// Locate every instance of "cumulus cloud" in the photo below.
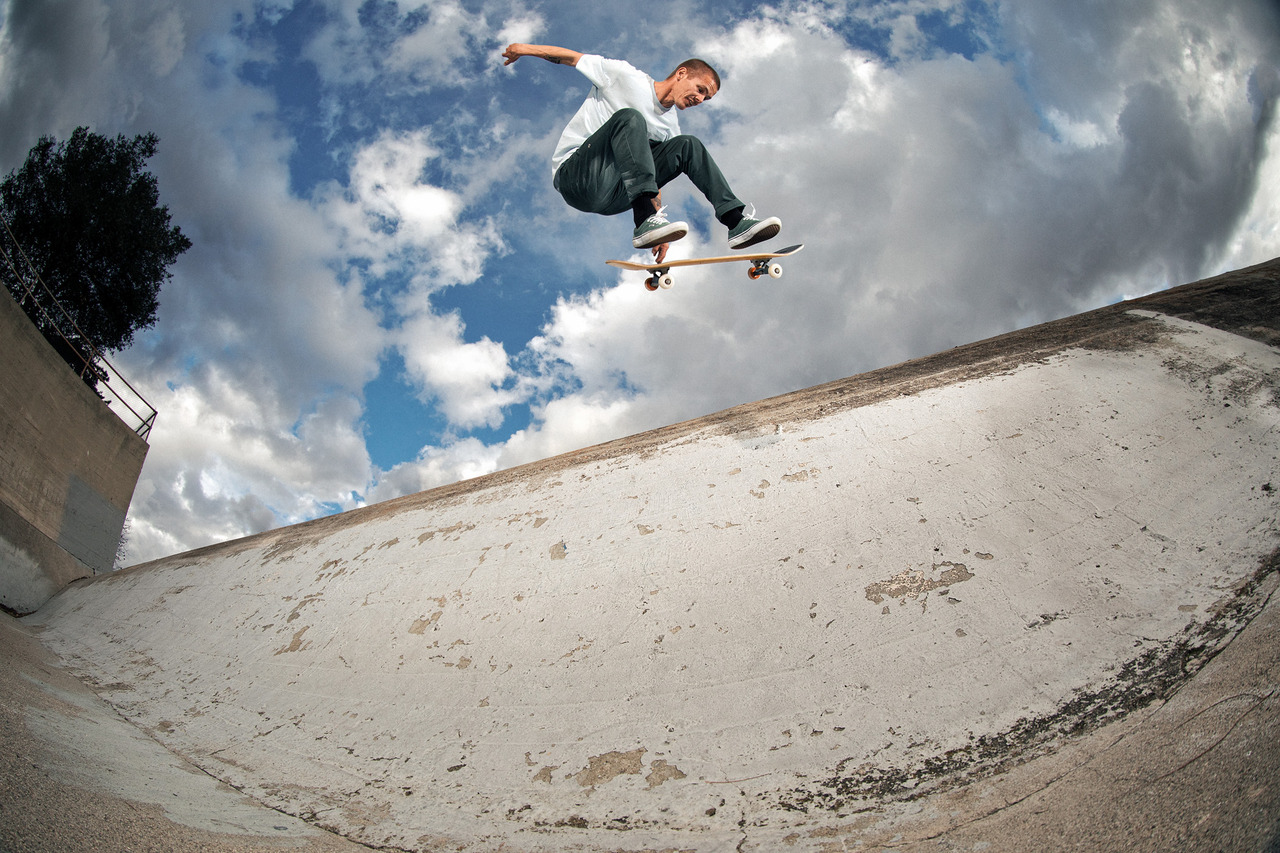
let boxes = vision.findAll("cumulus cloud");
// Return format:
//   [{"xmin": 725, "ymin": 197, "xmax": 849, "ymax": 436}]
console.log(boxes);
[
  {"xmin": 367, "ymin": 437, "xmax": 504, "ymax": 504},
  {"xmin": 495, "ymin": 11, "xmax": 543, "ymax": 48},
  {"xmin": 124, "ymin": 363, "xmax": 373, "ymax": 561},
  {"xmin": 302, "ymin": 0, "xmax": 543, "ymax": 92},
  {"xmin": 396, "ymin": 306, "xmax": 519, "ymax": 429}
]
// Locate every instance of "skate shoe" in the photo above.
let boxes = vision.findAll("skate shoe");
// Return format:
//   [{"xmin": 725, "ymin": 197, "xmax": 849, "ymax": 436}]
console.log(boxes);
[
  {"xmin": 727, "ymin": 204, "xmax": 782, "ymax": 250},
  {"xmin": 633, "ymin": 207, "xmax": 688, "ymax": 249}
]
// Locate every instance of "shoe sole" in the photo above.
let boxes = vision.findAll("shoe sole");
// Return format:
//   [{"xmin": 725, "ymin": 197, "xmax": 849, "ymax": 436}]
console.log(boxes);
[
  {"xmin": 634, "ymin": 223, "xmax": 689, "ymax": 249},
  {"xmin": 729, "ymin": 220, "xmax": 781, "ymax": 250}
]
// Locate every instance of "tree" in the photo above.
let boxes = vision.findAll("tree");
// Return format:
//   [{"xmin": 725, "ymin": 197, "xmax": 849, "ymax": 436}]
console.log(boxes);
[{"xmin": 0, "ymin": 127, "xmax": 191, "ymax": 375}]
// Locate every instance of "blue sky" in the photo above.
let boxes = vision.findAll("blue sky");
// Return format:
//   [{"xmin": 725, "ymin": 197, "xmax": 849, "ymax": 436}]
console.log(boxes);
[{"xmin": 2, "ymin": 0, "xmax": 1278, "ymax": 564}]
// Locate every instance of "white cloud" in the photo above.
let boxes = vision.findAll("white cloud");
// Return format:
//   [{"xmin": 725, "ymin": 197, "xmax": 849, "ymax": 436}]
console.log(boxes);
[
  {"xmin": 495, "ymin": 11, "xmax": 544, "ymax": 47},
  {"xmin": 303, "ymin": 0, "xmax": 541, "ymax": 91},
  {"xmin": 396, "ymin": 306, "xmax": 519, "ymax": 430},
  {"xmin": 317, "ymin": 129, "xmax": 502, "ymax": 287},
  {"xmin": 367, "ymin": 437, "xmax": 504, "ymax": 504},
  {"xmin": 497, "ymin": 392, "xmax": 639, "ymax": 471},
  {"xmin": 315, "ymin": 128, "xmax": 521, "ymax": 434},
  {"xmin": 1044, "ymin": 107, "xmax": 1111, "ymax": 148},
  {"xmin": 125, "ymin": 365, "xmax": 373, "ymax": 561},
  {"xmin": 386, "ymin": 1, "xmax": 483, "ymax": 82}
]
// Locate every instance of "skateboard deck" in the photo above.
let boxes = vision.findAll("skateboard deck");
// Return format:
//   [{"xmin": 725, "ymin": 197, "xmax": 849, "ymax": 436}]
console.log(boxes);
[{"xmin": 606, "ymin": 243, "xmax": 804, "ymax": 291}]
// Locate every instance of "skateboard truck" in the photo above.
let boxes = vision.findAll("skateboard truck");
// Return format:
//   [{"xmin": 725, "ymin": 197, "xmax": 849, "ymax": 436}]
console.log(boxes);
[
  {"xmin": 747, "ymin": 259, "xmax": 784, "ymax": 281},
  {"xmin": 646, "ymin": 270, "xmax": 675, "ymax": 291}
]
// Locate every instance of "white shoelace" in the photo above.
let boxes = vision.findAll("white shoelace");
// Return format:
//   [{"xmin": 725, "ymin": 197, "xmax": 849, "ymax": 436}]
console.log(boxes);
[{"xmin": 649, "ymin": 205, "xmax": 672, "ymax": 225}]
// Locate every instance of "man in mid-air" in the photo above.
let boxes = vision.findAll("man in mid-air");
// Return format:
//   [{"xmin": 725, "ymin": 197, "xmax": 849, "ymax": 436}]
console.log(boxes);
[{"xmin": 502, "ymin": 43, "xmax": 782, "ymax": 264}]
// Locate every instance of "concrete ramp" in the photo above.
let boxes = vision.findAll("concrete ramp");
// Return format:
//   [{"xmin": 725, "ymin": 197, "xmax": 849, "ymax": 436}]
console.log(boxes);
[{"xmin": 22, "ymin": 260, "xmax": 1280, "ymax": 851}]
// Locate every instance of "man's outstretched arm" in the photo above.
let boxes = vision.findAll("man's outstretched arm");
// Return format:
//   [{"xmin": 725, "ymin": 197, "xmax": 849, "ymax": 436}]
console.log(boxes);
[{"xmin": 503, "ymin": 44, "xmax": 583, "ymax": 67}]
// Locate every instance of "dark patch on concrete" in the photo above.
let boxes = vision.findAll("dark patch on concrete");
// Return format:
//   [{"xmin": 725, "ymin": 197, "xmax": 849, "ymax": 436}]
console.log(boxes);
[
  {"xmin": 1027, "ymin": 612, "xmax": 1067, "ymax": 630},
  {"xmin": 776, "ymin": 547, "xmax": 1280, "ymax": 815},
  {"xmin": 1131, "ymin": 258, "xmax": 1280, "ymax": 348},
  {"xmin": 570, "ymin": 748, "xmax": 646, "ymax": 788},
  {"xmin": 59, "ymin": 475, "xmax": 127, "ymax": 574},
  {"xmin": 865, "ymin": 562, "xmax": 975, "ymax": 605}
]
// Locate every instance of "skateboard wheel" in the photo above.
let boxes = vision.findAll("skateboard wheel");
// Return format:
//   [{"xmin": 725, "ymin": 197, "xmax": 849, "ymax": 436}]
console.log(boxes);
[
  {"xmin": 748, "ymin": 267, "xmax": 762, "ymax": 280},
  {"xmin": 659, "ymin": 274, "xmax": 674, "ymax": 290},
  {"xmin": 645, "ymin": 279, "xmax": 660, "ymax": 292},
  {"xmin": 768, "ymin": 263, "xmax": 783, "ymax": 279}
]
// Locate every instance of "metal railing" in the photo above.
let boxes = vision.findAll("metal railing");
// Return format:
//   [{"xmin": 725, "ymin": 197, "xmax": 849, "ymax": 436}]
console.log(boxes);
[{"xmin": 0, "ymin": 217, "xmax": 157, "ymax": 441}]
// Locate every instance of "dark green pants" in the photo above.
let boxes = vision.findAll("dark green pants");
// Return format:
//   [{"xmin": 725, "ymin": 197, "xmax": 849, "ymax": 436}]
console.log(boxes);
[{"xmin": 554, "ymin": 108, "xmax": 744, "ymax": 220}]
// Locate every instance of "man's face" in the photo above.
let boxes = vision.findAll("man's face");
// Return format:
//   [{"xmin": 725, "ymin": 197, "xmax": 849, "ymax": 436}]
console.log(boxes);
[{"xmin": 671, "ymin": 69, "xmax": 717, "ymax": 110}]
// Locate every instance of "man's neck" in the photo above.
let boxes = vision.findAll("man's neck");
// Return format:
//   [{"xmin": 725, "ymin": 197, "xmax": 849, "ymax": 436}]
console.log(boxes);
[{"xmin": 654, "ymin": 78, "xmax": 675, "ymax": 109}]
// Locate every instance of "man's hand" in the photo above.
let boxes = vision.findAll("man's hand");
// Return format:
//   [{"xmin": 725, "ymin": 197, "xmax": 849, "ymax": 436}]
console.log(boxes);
[
  {"xmin": 503, "ymin": 44, "xmax": 582, "ymax": 67},
  {"xmin": 652, "ymin": 242, "xmax": 670, "ymax": 264}
]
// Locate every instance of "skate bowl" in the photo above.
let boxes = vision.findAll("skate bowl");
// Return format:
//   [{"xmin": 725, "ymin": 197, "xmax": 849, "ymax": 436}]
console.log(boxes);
[{"xmin": 8, "ymin": 258, "xmax": 1280, "ymax": 852}]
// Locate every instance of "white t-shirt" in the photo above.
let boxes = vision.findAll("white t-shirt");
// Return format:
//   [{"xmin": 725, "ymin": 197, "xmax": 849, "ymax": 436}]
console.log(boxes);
[{"xmin": 550, "ymin": 54, "xmax": 680, "ymax": 178}]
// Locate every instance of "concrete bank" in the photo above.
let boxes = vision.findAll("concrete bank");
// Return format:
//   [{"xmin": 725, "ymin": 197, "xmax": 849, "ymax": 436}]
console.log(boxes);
[{"xmin": 17, "ymin": 258, "xmax": 1280, "ymax": 851}]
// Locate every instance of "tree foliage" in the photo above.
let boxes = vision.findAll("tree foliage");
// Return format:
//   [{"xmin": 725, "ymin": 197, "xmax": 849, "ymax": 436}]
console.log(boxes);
[{"xmin": 0, "ymin": 127, "xmax": 191, "ymax": 369}]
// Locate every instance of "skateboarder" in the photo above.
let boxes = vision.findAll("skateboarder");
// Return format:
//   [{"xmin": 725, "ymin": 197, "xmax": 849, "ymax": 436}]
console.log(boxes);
[{"xmin": 502, "ymin": 43, "xmax": 782, "ymax": 264}]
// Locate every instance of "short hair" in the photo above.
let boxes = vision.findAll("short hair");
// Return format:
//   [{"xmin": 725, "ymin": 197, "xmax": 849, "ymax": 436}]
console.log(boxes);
[{"xmin": 668, "ymin": 58, "xmax": 721, "ymax": 90}]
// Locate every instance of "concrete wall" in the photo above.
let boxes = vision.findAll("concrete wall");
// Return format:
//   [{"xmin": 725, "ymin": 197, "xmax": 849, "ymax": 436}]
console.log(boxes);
[{"xmin": 0, "ymin": 290, "xmax": 148, "ymax": 614}]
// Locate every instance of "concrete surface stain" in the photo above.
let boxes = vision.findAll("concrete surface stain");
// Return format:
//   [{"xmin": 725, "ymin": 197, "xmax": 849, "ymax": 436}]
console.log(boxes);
[
  {"xmin": 273, "ymin": 626, "xmax": 310, "ymax": 655},
  {"xmin": 315, "ymin": 559, "xmax": 346, "ymax": 582},
  {"xmin": 646, "ymin": 759, "xmax": 687, "ymax": 789},
  {"xmin": 864, "ymin": 562, "xmax": 976, "ymax": 605},
  {"xmin": 416, "ymin": 523, "xmax": 474, "ymax": 543},
  {"xmin": 571, "ymin": 748, "xmax": 646, "ymax": 788},
  {"xmin": 1027, "ymin": 612, "xmax": 1068, "ymax": 630},
  {"xmin": 560, "ymin": 639, "xmax": 594, "ymax": 661},
  {"xmin": 408, "ymin": 612, "xmax": 443, "ymax": 634},
  {"xmin": 285, "ymin": 594, "xmax": 321, "ymax": 623}
]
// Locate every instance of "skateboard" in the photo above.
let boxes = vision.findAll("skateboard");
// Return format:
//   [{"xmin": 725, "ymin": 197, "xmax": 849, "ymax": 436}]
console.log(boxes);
[{"xmin": 606, "ymin": 244, "xmax": 804, "ymax": 291}]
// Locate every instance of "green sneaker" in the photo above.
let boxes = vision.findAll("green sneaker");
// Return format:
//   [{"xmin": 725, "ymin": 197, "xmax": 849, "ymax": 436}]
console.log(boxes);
[
  {"xmin": 728, "ymin": 205, "xmax": 782, "ymax": 250},
  {"xmin": 633, "ymin": 207, "xmax": 688, "ymax": 249}
]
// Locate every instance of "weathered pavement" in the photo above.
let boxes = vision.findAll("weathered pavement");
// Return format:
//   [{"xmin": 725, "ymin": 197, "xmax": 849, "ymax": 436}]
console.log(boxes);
[{"xmin": 8, "ymin": 258, "xmax": 1280, "ymax": 852}]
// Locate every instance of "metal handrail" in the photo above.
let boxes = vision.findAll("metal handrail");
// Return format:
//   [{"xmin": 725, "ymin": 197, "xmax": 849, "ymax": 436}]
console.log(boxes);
[{"xmin": 0, "ymin": 216, "xmax": 158, "ymax": 442}]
